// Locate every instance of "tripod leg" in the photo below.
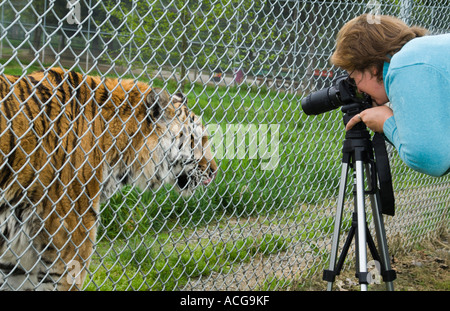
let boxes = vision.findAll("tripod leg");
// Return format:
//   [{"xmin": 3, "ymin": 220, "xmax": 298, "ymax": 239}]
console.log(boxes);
[
  {"xmin": 355, "ymin": 159, "xmax": 368, "ymax": 291},
  {"xmin": 365, "ymin": 164, "xmax": 396, "ymax": 291},
  {"xmin": 325, "ymin": 162, "xmax": 349, "ymax": 291}
]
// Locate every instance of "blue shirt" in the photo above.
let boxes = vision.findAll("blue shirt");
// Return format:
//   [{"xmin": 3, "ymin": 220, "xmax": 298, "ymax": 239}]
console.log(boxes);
[{"xmin": 382, "ymin": 33, "xmax": 450, "ymax": 177}]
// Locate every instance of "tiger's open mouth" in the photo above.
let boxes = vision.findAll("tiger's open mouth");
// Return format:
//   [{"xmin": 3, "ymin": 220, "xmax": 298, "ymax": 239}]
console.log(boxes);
[{"xmin": 202, "ymin": 168, "xmax": 217, "ymax": 186}]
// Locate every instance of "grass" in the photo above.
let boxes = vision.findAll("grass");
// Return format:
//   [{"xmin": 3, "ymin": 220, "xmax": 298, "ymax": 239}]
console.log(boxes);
[{"xmin": 84, "ymin": 233, "xmax": 292, "ymax": 291}]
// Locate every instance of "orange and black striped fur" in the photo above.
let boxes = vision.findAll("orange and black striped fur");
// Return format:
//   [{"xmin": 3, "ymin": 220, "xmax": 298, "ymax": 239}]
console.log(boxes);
[{"xmin": 0, "ymin": 67, "xmax": 217, "ymax": 290}]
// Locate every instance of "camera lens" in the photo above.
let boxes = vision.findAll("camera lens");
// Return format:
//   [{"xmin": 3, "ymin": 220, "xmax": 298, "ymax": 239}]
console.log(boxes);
[
  {"xmin": 301, "ymin": 75, "xmax": 364, "ymax": 115},
  {"xmin": 301, "ymin": 84, "xmax": 343, "ymax": 115}
]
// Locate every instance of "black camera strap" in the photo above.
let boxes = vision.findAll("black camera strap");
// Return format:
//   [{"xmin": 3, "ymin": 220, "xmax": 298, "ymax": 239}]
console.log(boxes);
[{"xmin": 372, "ymin": 133, "xmax": 395, "ymax": 216}]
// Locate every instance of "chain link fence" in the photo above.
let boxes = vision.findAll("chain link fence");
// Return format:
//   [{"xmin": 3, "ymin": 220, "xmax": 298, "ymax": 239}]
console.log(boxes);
[{"xmin": 0, "ymin": 0, "xmax": 449, "ymax": 291}]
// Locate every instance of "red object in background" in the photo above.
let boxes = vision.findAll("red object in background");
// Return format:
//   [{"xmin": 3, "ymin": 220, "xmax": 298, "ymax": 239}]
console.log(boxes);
[
  {"xmin": 313, "ymin": 69, "xmax": 334, "ymax": 78},
  {"xmin": 234, "ymin": 68, "xmax": 243, "ymax": 83}
]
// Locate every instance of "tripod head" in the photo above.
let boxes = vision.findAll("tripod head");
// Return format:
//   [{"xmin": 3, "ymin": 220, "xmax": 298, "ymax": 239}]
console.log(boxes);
[
  {"xmin": 340, "ymin": 102, "xmax": 396, "ymax": 216},
  {"xmin": 341, "ymin": 98, "xmax": 373, "ymax": 138}
]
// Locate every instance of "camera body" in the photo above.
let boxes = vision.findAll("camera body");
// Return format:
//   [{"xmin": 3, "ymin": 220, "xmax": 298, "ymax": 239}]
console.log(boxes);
[{"xmin": 301, "ymin": 74, "xmax": 372, "ymax": 118}]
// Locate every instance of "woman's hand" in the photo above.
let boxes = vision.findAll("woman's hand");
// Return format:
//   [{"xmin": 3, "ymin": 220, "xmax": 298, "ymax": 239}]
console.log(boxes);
[{"xmin": 345, "ymin": 105, "xmax": 394, "ymax": 132}]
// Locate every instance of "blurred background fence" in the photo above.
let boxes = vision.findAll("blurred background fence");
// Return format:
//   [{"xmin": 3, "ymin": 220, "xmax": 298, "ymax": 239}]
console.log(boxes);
[{"xmin": 0, "ymin": 0, "xmax": 449, "ymax": 290}]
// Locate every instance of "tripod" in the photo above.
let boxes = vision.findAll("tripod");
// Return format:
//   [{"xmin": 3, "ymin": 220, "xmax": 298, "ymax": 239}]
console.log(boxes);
[{"xmin": 323, "ymin": 105, "xmax": 397, "ymax": 291}]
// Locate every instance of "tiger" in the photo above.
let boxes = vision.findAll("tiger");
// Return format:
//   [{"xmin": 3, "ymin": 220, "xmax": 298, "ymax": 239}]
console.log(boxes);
[{"xmin": 0, "ymin": 67, "xmax": 217, "ymax": 290}]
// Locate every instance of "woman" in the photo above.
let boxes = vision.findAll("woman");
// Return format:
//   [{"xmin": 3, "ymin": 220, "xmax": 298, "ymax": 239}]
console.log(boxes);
[{"xmin": 331, "ymin": 14, "xmax": 450, "ymax": 177}]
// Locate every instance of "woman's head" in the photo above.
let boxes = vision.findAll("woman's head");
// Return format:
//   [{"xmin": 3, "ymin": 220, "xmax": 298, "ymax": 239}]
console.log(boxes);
[{"xmin": 331, "ymin": 14, "xmax": 427, "ymax": 81}]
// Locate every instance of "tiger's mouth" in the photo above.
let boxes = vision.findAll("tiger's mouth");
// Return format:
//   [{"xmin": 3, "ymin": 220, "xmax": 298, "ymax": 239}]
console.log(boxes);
[{"xmin": 176, "ymin": 167, "xmax": 217, "ymax": 193}]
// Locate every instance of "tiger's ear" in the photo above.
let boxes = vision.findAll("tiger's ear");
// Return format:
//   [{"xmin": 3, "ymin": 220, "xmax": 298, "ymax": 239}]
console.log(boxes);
[{"xmin": 145, "ymin": 88, "xmax": 170, "ymax": 120}]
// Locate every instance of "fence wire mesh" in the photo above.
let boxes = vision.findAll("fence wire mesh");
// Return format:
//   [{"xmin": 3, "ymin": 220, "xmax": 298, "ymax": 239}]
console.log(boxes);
[{"xmin": 0, "ymin": 0, "xmax": 449, "ymax": 291}]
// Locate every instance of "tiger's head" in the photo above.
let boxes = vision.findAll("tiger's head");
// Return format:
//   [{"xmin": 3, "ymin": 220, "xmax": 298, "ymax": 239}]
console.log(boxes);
[{"xmin": 121, "ymin": 87, "xmax": 218, "ymax": 196}]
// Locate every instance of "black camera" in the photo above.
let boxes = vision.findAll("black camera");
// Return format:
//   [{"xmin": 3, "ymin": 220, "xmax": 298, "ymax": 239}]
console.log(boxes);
[{"xmin": 301, "ymin": 74, "xmax": 371, "ymax": 116}]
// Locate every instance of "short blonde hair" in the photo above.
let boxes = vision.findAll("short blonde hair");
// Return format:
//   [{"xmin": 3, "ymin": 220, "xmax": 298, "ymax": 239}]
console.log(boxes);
[{"xmin": 331, "ymin": 14, "xmax": 427, "ymax": 80}]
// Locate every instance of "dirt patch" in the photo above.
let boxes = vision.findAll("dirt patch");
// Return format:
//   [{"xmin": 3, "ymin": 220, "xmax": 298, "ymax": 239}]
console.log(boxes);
[{"xmin": 294, "ymin": 229, "xmax": 449, "ymax": 291}]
